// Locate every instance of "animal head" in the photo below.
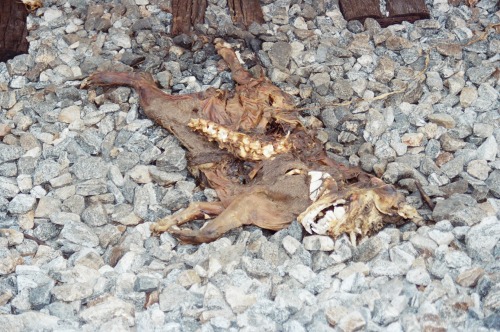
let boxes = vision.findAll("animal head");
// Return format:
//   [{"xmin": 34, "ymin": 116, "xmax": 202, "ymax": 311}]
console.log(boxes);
[{"xmin": 299, "ymin": 175, "xmax": 423, "ymax": 246}]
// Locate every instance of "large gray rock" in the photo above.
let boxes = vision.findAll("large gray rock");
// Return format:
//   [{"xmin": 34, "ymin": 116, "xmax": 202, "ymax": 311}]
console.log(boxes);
[
  {"xmin": 432, "ymin": 194, "xmax": 486, "ymax": 226},
  {"xmin": 466, "ymin": 216, "xmax": 500, "ymax": 262},
  {"xmin": 33, "ymin": 159, "xmax": 60, "ymax": 185},
  {"xmin": 71, "ymin": 156, "xmax": 109, "ymax": 180},
  {"xmin": 486, "ymin": 170, "xmax": 500, "ymax": 198},
  {"xmin": 0, "ymin": 144, "xmax": 23, "ymax": 164},
  {"xmin": 80, "ymin": 296, "xmax": 135, "ymax": 326},
  {"xmin": 0, "ymin": 312, "xmax": 61, "ymax": 332},
  {"xmin": 8, "ymin": 194, "xmax": 36, "ymax": 214},
  {"xmin": 159, "ymin": 283, "xmax": 199, "ymax": 312},
  {"xmin": 269, "ymin": 42, "xmax": 291, "ymax": 69},
  {"xmin": 60, "ymin": 221, "xmax": 99, "ymax": 247}
]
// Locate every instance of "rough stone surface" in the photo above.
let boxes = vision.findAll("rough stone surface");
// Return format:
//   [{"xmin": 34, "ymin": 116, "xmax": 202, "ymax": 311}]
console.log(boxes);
[{"xmin": 0, "ymin": 1, "xmax": 498, "ymax": 330}]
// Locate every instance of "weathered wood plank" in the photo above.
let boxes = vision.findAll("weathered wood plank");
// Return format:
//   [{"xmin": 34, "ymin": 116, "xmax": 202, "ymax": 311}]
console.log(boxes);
[
  {"xmin": 339, "ymin": 0, "xmax": 383, "ymax": 22},
  {"xmin": 339, "ymin": 0, "xmax": 430, "ymax": 27},
  {"xmin": 0, "ymin": 0, "xmax": 29, "ymax": 62},
  {"xmin": 171, "ymin": 0, "xmax": 263, "ymax": 36},
  {"xmin": 171, "ymin": 0, "xmax": 207, "ymax": 35},
  {"xmin": 228, "ymin": 0, "xmax": 264, "ymax": 27},
  {"xmin": 381, "ymin": 0, "xmax": 430, "ymax": 26}
]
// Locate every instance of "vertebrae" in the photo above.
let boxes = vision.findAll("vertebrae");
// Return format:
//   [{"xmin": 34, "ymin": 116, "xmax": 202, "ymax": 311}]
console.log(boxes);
[{"xmin": 188, "ymin": 118, "xmax": 291, "ymax": 161}]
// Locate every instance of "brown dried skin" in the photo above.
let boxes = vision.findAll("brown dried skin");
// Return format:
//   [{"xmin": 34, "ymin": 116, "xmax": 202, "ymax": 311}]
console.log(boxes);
[{"xmin": 82, "ymin": 43, "xmax": 422, "ymax": 244}]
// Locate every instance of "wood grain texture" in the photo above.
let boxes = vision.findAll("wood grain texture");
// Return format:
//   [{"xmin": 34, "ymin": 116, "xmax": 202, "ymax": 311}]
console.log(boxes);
[
  {"xmin": 379, "ymin": 0, "xmax": 430, "ymax": 26},
  {"xmin": 171, "ymin": 0, "xmax": 263, "ymax": 35},
  {"xmin": 171, "ymin": 0, "xmax": 207, "ymax": 35},
  {"xmin": 339, "ymin": 0, "xmax": 430, "ymax": 27},
  {"xmin": 0, "ymin": 0, "xmax": 29, "ymax": 62},
  {"xmin": 228, "ymin": 0, "xmax": 264, "ymax": 27},
  {"xmin": 339, "ymin": 0, "xmax": 383, "ymax": 22}
]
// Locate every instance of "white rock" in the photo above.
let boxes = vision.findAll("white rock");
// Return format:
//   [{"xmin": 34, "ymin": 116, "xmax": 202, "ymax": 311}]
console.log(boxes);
[
  {"xmin": 43, "ymin": 8, "xmax": 63, "ymax": 22},
  {"xmin": 110, "ymin": 32, "xmax": 132, "ymax": 49},
  {"xmin": 129, "ymin": 165, "xmax": 152, "ymax": 184},
  {"xmin": 406, "ymin": 268, "xmax": 431, "ymax": 285},
  {"xmin": 303, "ymin": 235, "xmax": 335, "ymax": 251},
  {"xmin": 466, "ymin": 216, "xmax": 500, "ymax": 261},
  {"xmin": 289, "ymin": 264, "xmax": 316, "ymax": 284},
  {"xmin": 80, "ymin": 296, "xmax": 134, "ymax": 326},
  {"xmin": 282, "ymin": 235, "xmax": 301, "ymax": 255},
  {"xmin": 477, "ymin": 136, "xmax": 498, "ymax": 161}
]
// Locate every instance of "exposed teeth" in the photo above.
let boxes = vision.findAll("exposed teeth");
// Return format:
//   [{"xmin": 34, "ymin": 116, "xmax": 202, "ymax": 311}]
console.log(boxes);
[
  {"xmin": 308, "ymin": 171, "xmax": 333, "ymax": 201},
  {"xmin": 334, "ymin": 199, "xmax": 346, "ymax": 205},
  {"xmin": 333, "ymin": 206, "xmax": 346, "ymax": 220},
  {"xmin": 188, "ymin": 118, "xmax": 291, "ymax": 161},
  {"xmin": 310, "ymin": 178, "xmax": 322, "ymax": 195},
  {"xmin": 312, "ymin": 210, "xmax": 336, "ymax": 235},
  {"xmin": 298, "ymin": 203, "xmax": 328, "ymax": 234},
  {"xmin": 322, "ymin": 210, "xmax": 336, "ymax": 222},
  {"xmin": 309, "ymin": 171, "xmax": 322, "ymax": 183}
]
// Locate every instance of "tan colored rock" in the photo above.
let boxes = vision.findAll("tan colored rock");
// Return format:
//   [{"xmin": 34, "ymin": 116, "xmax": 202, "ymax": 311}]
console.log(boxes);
[
  {"xmin": 129, "ymin": 165, "xmax": 152, "ymax": 184},
  {"xmin": 427, "ymin": 113, "xmax": 456, "ymax": 129},
  {"xmin": 177, "ymin": 269, "xmax": 201, "ymax": 287},
  {"xmin": 338, "ymin": 262, "xmax": 370, "ymax": 280},
  {"xmin": 402, "ymin": 133, "xmax": 424, "ymax": 147},
  {"xmin": 225, "ymin": 286, "xmax": 257, "ymax": 313},
  {"xmin": 436, "ymin": 152, "xmax": 454, "ymax": 167},
  {"xmin": 460, "ymin": 86, "xmax": 478, "ymax": 107},
  {"xmin": 59, "ymin": 105, "xmax": 81, "ymax": 123},
  {"xmin": 18, "ymin": 211, "xmax": 34, "ymax": 230},
  {"xmin": 325, "ymin": 305, "xmax": 349, "ymax": 327},
  {"xmin": 436, "ymin": 43, "xmax": 462, "ymax": 58},
  {"xmin": 338, "ymin": 311, "xmax": 366, "ymax": 331},
  {"xmin": 35, "ymin": 196, "xmax": 61, "ymax": 218},
  {"xmin": 456, "ymin": 267, "xmax": 484, "ymax": 287},
  {"xmin": 0, "ymin": 123, "xmax": 12, "ymax": 137}
]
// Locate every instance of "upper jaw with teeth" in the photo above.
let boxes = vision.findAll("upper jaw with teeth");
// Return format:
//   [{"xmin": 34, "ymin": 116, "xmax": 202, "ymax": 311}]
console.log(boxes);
[{"xmin": 298, "ymin": 171, "xmax": 422, "ymax": 246}]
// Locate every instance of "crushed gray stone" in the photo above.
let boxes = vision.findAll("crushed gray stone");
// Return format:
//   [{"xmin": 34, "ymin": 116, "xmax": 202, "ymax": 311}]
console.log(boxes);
[{"xmin": 0, "ymin": 0, "xmax": 499, "ymax": 330}]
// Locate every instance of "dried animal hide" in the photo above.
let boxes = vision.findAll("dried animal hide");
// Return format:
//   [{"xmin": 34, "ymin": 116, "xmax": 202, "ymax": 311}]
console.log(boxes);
[{"xmin": 82, "ymin": 41, "xmax": 423, "ymax": 245}]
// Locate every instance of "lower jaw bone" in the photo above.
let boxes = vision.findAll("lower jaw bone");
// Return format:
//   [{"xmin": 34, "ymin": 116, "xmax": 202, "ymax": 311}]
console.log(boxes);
[{"xmin": 300, "ymin": 201, "xmax": 347, "ymax": 236}]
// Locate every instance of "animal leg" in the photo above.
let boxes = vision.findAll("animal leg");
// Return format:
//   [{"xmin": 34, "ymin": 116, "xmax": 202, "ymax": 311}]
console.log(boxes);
[
  {"xmin": 168, "ymin": 192, "xmax": 294, "ymax": 244},
  {"xmin": 82, "ymin": 71, "xmax": 202, "ymax": 115},
  {"xmin": 215, "ymin": 41, "xmax": 254, "ymax": 85},
  {"xmin": 82, "ymin": 71, "xmax": 155, "ymax": 90},
  {"xmin": 151, "ymin": 201, "xmax": 226, "ymax": 233}
]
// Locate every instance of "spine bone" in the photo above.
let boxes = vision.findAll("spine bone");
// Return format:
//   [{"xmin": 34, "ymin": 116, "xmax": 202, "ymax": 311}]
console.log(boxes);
[{"xmin": 188, "ymin": 118, "xmax": 291, "ymax": 160}]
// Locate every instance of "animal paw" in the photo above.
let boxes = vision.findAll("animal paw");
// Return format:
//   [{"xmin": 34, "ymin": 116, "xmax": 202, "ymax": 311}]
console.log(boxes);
[
  {"xmin": 167, "ymin": 226, "xmax": 200, "ymax": 244},
  {"xmin": 150, "ymin": 216, "xmax": 179, "ymax": 235}
]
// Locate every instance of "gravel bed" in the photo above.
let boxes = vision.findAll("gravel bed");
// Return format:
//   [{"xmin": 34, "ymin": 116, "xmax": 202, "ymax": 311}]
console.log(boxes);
[{"xmin": 1, "ymin": 0, "xmax": 500, "ymax": 330}]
